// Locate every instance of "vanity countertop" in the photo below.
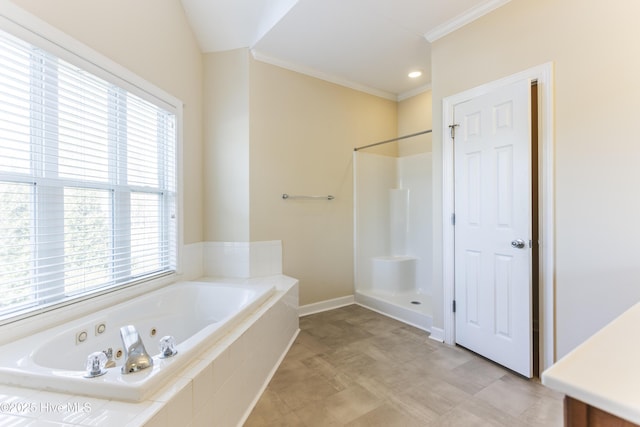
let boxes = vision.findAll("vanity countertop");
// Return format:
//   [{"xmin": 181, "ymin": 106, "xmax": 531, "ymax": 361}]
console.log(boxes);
[{"xmin": 542, "ymin": 301, "xmax": 640, "ymax": 424}]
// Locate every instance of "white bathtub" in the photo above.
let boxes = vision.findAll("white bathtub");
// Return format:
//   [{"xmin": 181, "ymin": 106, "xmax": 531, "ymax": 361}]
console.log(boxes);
[{"xmin": 0, "ymin": 280, "xmax": 276, "ymax": 402}]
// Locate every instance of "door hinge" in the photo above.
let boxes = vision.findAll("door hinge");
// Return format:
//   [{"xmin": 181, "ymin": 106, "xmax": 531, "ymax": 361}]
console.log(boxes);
[
  {"xmin": 452, "ymin": 300, "xmax": 456, "ymax": 313},
  {"xmin": 451, "ymin": 213, "xmax": 456, "ymax": 225},
  {"xmin": 449, "ymin": 123, "xmax": 460, "ymax": 139}
]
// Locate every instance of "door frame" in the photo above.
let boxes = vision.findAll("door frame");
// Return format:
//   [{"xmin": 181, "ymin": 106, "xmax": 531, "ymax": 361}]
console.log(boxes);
[{"xmin": 441, "ymin": 63, "xmax": 555, "ymax": 372}]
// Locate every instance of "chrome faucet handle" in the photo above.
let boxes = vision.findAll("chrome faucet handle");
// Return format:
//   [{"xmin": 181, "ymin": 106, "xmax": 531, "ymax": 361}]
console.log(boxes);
[
  {"xmin": 159, "ymin": 335, "xmax": 178, "ymax": 358},
  {"xmin": 84, "ymin": 351, "xmax": 108, "ymax": 378},
  {"xmin": 102, "ymin": 347, "xmax": 116, "ymax": 369}
]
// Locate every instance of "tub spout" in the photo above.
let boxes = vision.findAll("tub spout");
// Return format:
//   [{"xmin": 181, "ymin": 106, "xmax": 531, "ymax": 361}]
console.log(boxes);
[{"xmin": 119, "ymin": 325, "xmax": 153, "ymax": 374}]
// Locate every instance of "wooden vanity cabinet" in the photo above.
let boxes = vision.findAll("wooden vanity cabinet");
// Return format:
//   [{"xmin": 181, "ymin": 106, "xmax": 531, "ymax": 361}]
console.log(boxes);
[{"xmin": 565, "ymin": 396, "xmax": 639, "ymax": 427}]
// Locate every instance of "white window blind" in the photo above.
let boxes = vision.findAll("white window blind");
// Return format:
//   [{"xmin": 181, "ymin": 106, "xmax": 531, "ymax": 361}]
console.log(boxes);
[{"xmin": 0, "ymin": 28, "xmax": 177, "ymax": 320}]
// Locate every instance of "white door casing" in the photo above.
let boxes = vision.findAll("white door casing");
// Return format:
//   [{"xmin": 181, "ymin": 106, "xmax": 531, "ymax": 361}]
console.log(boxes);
[
  {"xmin": 453, "ymin": 78, "xmax": 532, "ymax": 377},
  {"xmin": 442, "ymin": 64, "xmax": 555, "ymax": 372}
]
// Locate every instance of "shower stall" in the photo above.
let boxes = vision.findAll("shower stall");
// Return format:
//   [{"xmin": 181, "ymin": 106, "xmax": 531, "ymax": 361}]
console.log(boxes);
[{"xmin": 354, "ymin": 139, "xmax": 433, "ymax": 331}]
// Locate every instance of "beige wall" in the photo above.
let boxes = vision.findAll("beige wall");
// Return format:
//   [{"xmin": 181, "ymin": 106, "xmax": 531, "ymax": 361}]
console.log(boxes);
[
  {"xmin": 9, "ymin": 0, "xmax": 205, "ymax": 245},
  {"xmin": 398, "ymin": 91, "xmax": 432, "ymax": 156},
  {"xmin": 432, "ymin": 0, "xmax": 640, "ymax": 357},
  {"xmin": 6, "ymin": 0, "xmax": 405, "ymax": 308},
  {"xmin": 203, "ymin": 50, "xmax": 251, "ymax": 242},
  {"xmin": 249, "ymin": 59, "xmax": 397, "ymax": 305}
]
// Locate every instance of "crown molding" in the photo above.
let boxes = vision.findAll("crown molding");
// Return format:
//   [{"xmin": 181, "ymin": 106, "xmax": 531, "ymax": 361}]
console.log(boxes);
[
  {"xmin": 425, "ymin": 0, "xmax": 511, "ymax": 43},
  {"xmin": 251, "ymin": 49, "xmax": 397, "ymax": 101},
  {"xmin": 397, "ymin": 83, "xmax": 432, "ymax": 102}
]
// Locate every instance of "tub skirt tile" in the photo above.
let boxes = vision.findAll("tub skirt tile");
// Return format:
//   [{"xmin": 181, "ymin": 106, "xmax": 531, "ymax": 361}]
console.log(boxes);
[
  {"xmin": 165, "ymin": 381, "xmax": 192, "ymax": 427},
  {"xmin": 192, "ymin": 401, "xmax": 214, "ymax": 427},
  {"xmin": 139, "ymin": 407, "xmax": 167, "ymax": 427},
  {"xmin": 191, "ymin": 361, "xmax": 214, "ymax": 416},
  {"xmin": 79, "ymin": 400, "xmax": 151, "ymax": 426}
]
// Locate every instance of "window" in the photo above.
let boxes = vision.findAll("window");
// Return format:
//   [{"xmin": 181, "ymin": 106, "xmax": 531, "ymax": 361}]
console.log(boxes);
[{"xmin": 0, "ymin": 28, "xmax": 178, "ymax": 321}]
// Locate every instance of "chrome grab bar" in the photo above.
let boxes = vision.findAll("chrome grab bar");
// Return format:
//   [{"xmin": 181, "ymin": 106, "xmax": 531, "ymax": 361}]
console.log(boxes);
[{"xmin": 282, "ymin": 193, "xmax": 334, "ymax": 200}]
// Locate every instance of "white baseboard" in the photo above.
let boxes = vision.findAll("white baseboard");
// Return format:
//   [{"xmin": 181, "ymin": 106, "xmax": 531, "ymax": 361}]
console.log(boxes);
[
  {"xmin": 298, "ymin": 295, "xmax": 355, "ymax": 317},
  {"xmin": 429, "ymin": 326, "xmax": 445, "ymax": 343}
]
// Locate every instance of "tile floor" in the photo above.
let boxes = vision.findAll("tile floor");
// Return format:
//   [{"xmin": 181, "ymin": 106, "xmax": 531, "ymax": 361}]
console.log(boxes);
[{"xmin": 245, "ymin": 304, "xmax": 563, "ymax": 426}]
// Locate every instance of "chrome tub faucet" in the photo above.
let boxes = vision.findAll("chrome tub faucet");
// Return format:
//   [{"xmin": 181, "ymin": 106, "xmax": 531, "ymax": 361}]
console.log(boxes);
[{"xmin": 119, "ymin": 325, "xmax": 153, "ymax": 374}]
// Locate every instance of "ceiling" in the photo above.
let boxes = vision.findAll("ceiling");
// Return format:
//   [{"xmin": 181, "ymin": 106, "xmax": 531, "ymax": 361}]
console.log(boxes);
[{"xmin": 180, "ymin": 0, "xmax": 510, "ymax": 100}]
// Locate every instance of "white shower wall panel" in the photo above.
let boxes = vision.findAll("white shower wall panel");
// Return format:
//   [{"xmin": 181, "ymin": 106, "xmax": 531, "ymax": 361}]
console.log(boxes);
[
  {"xmin": 398, "ymin": 153, "xmax": 432, "ymax": 295},
  {"xmin": 389, "ymin": 188, "xmax": 409, "ymax": 255},
  {"xmin": 354, "ymin": 152, "xmax": 396, "ymax": 292},
  {"xmin": 355, "ymin": 151, "xmax": 432, "ymax": 296}
]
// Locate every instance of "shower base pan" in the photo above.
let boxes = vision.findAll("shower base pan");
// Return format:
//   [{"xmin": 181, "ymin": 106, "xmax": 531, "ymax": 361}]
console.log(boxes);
[{"xmin": 355, "ymin": 289, "xmax": 432, "ymax": 332}]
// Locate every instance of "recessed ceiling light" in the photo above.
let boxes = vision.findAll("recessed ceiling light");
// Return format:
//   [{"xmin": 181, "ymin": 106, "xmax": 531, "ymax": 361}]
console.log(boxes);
[{"xmin": 408, "ymin": 70, "xmax": 422, "ymax": 79}]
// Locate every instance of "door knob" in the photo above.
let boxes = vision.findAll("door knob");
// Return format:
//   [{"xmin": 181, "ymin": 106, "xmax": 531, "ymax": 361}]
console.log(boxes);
[{"xmin": 511, "ymin": 239, "xmax": 526, "ymax": 249}]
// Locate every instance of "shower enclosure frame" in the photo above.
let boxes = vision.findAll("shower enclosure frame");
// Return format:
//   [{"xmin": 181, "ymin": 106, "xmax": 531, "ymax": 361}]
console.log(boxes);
[{"xmin": 353, "ymin": 131, "xmax": 433, "ymax": 331}]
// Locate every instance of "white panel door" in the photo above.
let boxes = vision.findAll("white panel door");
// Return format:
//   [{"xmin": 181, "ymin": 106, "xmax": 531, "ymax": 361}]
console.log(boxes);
[{"xmin": 453, "ymin": 79, "xmax": 532, "ymax": 377}]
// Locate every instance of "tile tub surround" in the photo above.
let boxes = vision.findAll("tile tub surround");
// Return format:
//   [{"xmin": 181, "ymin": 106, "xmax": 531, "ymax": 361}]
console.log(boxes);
[
  {"xmin": 0, "ymin": 275, "xmax": 299, "ymax": 427},
  {"xmin": 203, "ymin": 241, "xmax": 283, "ymax": 278}
]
